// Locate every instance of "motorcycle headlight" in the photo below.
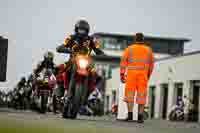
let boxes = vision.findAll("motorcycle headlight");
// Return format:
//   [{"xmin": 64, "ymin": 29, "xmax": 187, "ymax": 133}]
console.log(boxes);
[{"xmin": 78, "ymin": 59, "xmax": 89, "ymax": 69}]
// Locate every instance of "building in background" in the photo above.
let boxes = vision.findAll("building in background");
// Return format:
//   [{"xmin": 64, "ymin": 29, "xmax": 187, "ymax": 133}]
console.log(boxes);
[
  {"xmin": 148, "ymin": 52, "xmax": 200, "ymax": 122},
  {"xmin": 113, "ymin": 51, "xmax": 200, "ymax": 122},
  {"xmin": 93, "ymin": 32, "xmax": 189, "ymax": 57},
  {"xmin": 2, "ymin": 32, "xmax": 199, "ymax": 122},
  {"xmin": 92, "ymin": 32, "xmax": 191, "ymax": 115}
]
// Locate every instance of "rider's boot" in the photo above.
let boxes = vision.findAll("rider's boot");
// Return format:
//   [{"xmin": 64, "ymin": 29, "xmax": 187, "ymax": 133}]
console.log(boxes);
[
  {"xmin": 137, "ymin": 113, "xmax": 144, "ymax": 123},
  {"xmin": 124, "ymin": 112, "xmax": 133, "ymax": 121}
]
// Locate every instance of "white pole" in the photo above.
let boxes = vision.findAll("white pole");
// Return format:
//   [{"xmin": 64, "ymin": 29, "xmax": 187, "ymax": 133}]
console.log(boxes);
[{"xmin": 117, "ymin": 82, "xmax": 138, "ymax": 120}]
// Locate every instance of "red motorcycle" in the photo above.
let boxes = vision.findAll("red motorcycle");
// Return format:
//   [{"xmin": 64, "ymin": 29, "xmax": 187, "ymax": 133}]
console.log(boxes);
[
  {"xmin": 56, "ymin": 44, "xmax": 103, "ymax": 119},
  {"xmin": 35, "ymin": 69, "xmax": 56, "ymax": 113},
  {"xmin": 62, "ymin": 53, "xmax": 95, "ymax": 119}
]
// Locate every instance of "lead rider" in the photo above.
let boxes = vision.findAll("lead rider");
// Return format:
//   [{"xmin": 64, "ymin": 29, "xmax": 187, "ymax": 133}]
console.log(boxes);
[{"xmin": 56, "ymin": 19, "xmax": 105, "ymax": 102}]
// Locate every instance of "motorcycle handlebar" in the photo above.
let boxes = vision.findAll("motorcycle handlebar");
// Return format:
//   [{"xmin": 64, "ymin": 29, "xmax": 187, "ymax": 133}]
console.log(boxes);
[{"xmin": 56, "ymin": 44, "xmax": 72, "ymax": 54}]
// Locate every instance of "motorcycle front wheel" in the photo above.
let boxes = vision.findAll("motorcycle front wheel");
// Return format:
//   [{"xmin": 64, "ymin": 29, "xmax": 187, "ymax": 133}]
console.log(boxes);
[
  {"xmin": 169, "ymin": 110, "xmax": 176, "ymax": 121},
  {"xmin": 40, "ymin": 94, "xmax": 48, "ymax": 114},
  {"xmin": 63, "ymin": 82, "xmax": 88, "ymax": 119}
]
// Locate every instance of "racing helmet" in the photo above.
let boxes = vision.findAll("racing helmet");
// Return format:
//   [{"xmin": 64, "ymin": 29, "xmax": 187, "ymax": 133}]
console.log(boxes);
[
  {"xmin": 21, "ymin": 77, "xmax": 26, "ymax": 82},
  {"xmin": 75, "ymin": 19, "xmax": 90, "ymax": 37},
  {"xmin": 44, "ymin": 51, "xmax": 54, "ymax": 60}
]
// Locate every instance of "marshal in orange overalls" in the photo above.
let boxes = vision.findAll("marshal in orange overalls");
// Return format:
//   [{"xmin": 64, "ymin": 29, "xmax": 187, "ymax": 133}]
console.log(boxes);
[{"xmin": 120, "ymin": 43, "xmax": 154, "ymax": 105}]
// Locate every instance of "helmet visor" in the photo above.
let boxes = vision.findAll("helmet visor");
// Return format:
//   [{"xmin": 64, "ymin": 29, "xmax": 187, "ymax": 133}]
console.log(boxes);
[{"xmin": 77, "ymin": 28, "xmax": 87, "ymax": 35}]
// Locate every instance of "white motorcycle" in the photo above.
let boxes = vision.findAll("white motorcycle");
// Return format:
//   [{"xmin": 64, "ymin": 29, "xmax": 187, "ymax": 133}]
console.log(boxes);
[
  {"xmin": 79, "ymin": 89, "xmax": 103, "ymax": 116},
  {"xmin": 169, "ymin": 105, "xmax": 184, "ymax": 121}
]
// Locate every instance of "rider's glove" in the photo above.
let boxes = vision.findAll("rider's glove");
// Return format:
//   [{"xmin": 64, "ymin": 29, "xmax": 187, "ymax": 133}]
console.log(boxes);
[{"xmin": 120, "ymin": 73, "xmax": 126, "ymax": 83}]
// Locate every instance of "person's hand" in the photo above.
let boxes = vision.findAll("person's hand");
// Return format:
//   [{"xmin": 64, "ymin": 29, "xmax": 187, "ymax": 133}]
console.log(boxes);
[{"xmin": 120, "ymin": 74, "xmax": 126, "ymax": 83}]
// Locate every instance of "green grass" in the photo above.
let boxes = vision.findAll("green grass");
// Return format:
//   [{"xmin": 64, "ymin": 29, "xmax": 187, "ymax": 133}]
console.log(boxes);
[
  {"xmin": 0, "ymin": 115, "xmax": 198, "ymax": 133},
  {"xmin": 0, "ymin": 116, "xmax": 127, "ymax": 133}
]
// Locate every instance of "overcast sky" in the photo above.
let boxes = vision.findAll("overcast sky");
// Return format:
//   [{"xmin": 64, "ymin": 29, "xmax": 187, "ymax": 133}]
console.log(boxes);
[{"xmin": 0, "ymin": 0, "xmax": 200, "ymax": 89}]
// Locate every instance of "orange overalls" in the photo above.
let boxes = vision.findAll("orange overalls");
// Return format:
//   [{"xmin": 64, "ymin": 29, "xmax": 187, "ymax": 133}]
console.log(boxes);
[{"xmin": 120, "ymin": 43, "xmax": 154, "ymax": 105}]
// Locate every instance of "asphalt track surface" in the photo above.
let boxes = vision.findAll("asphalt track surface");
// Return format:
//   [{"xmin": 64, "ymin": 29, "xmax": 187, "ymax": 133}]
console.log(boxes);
[{"xmin": 0, "ymin": 108, "xmax": 200, "ymax": 133}]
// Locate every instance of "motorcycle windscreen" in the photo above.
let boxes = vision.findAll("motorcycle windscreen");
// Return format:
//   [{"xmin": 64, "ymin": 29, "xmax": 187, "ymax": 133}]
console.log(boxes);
[{"xmin": 117, "ymin": 82, "xmax": 138, "ymax": 120}]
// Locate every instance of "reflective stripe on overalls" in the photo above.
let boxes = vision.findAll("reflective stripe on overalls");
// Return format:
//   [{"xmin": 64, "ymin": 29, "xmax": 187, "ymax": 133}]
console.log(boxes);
[{"xmin": 120, "ymin": 48, "xmax": 151, "ymax": 69}]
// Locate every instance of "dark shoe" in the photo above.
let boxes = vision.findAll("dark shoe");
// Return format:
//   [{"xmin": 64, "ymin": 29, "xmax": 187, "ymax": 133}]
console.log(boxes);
[
  {"xmin": 125, "ymin": 112, "xmax": 133, "ymax": 121},
  {"xmin": 137, "ymin": 114, "xmax": 144, "ymax": 123}
]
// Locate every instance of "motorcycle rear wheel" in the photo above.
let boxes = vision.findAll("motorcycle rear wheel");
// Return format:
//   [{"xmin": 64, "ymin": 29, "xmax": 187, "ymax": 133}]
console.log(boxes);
[{"xmin": 143, "ymin": 111, "xmax": 149, "ymax": 120}]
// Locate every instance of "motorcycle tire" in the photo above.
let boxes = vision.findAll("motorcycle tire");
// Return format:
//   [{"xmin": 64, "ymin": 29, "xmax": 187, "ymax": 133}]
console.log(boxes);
[
  {"xmin": 64, "ymin": 82, "xmax": 87, "ymax": 119},
  {"xmin": 69, "ymin": 84, "xmax": 83, "ymax": 119},
  {"xmin": 62, "ymin": 99, "xmax": 73, "ymax": 118},
  {"xmin": 40, "ymin": 95, "xmax": 48, "ymax": 114},
  {"xmin": 59, "ymin": 102, "xmax": 64, "ymax": 113},
  {"xmin": 92, "ymin": 101, "xmax": 102, "ymax": 116},
  {"xmin": 176, "ymin": 112, "xmax": 184, "ymax": 121},
  {"xmin": 143, "ymin": 111, "xmax": 149, "ymax": 120},
  {"xmin": 178, "ymin": 114, "xmax": 184, "ymax": 121},
  {"xmin": 52, "ymin": 95, "xmax": 57, "ymax": 113},
  {"xmin": 169, "ymin": 111, "xmax": 176, "ymax": 121}
]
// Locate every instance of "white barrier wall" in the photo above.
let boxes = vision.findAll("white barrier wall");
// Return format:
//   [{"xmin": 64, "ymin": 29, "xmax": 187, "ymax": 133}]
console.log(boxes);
[
  {"xmin": 110, "ymin": 52, "xmax": 200, "ymax": 121},
  {"xmin": 149, "ymin": 53, "xmax": 200, "ymax": 120},
  {"xmin": 149, "ymin": 53, "xmax": 200, "ymax": 85}
]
